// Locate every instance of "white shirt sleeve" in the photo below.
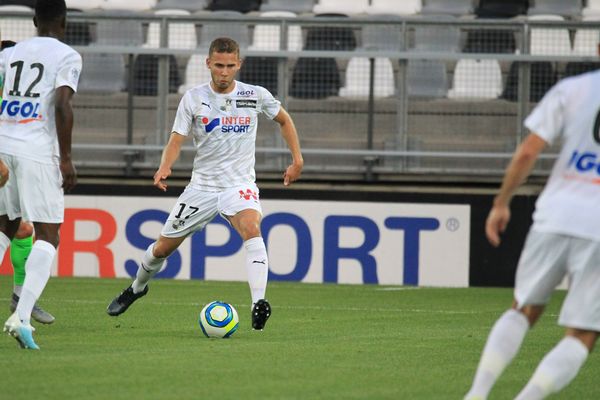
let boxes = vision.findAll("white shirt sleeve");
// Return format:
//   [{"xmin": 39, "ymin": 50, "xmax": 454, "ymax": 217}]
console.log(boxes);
[
  {"xmin": 524, "ymin": 80, "xmax": 566, "ymax": 145},
  {"xmin": 55, "ymin": 50, "xmax": 82, "ymax": 92},
  {"xmin": 171, "ymin": 91, "xmax": 193, "ymax": 136},
  {"xmin": 257, "ymin": 86, "xmax": 281, "ymax": 120}
]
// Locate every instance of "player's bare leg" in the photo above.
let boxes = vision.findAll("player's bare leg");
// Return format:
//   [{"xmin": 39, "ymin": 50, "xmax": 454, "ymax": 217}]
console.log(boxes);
[{"xmin": 107, "ymin": 235, "xmax": 186, "ymax": 316}]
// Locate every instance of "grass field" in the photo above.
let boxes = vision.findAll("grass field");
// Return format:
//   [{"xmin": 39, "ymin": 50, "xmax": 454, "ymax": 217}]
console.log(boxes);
[{"xmin": 0, "ymin": 275, "xmax": 597, "ymax": 400}]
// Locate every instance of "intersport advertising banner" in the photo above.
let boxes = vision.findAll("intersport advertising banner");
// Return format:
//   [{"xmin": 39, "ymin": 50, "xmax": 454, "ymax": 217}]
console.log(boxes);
[{"xmin": 0, "ymin": 196, "xmax": 470, "ymax": 287}]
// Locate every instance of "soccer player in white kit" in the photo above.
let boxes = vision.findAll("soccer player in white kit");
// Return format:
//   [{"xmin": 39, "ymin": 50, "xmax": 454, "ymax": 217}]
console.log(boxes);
[
  {"xmin": 0, "ymin": 0, "xmax": 82, "ymax": 349},
  {"xmin": 464, "ymin": 69, "xmax": 600, "ymax": 398},
  {"xmin": 107, "ymin": 37, "xmax": 304, "ymax": 331}
]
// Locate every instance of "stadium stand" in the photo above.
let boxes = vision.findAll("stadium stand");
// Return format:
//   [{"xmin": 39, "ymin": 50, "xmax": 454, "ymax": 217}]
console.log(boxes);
[
  {"xmin": 475, "ymin": 0, "xmax": 529, "ymax": 18},
  {"xmin": 360, "ymin": 19, "xmax": 402, "ymax": 51},
  {"xmin": 407, "ymin": 60, "xmax": 448, "ymax": 98},
  {"xmin": 339, "ymin": 57, "xmax": 395, "ymax": 98},
  {"xmin": 260, "ymin": 0, "xmax": 315, "ymax": 14},
  {"xmin": 582, "ymin": 0, "xmax": 600, "ymax": 16},
  {"xmin": 154, "ymin": 0, "xmax": 208, "ymax": 12},
  {"xmin": 312, "ymin": 0, "xmax": 369, "ymax": 16},
  {"xmin": 99, "ymin": 0, "xmax": 157, "ymax": 11},
  {"xmin": 96, "ymin": 14, "xmax": 144, "ymax": 46},
  {"xmin": 0, "ymin": 5, "xmax": 35, "ymax": 42},
  {"xmin": 527, "ymin": 0, "xmax": 583, "ymax": 18},
  {"xmin": 464, "ymin": 29, "xmax": 516, "ymax": 53},
  {"xmin": 0, "ymin": 0, "xmax": 35, "ymax": 6},
  {"xmin": 564, "ymin": 61, "xmax": 600, "ymax": 78},
  {"xmin": 197, "ymin": 10, "xmax": 248, "ymax": 50},
  {"xmin": 249, "ymin": 11, "xmax": 302, "ymax": 51},
  {"xmin": 65, "ymin": 0, "xmax": 102, "ymax": 10},
  {"xmin": 447, "ymin": 59, "xmax": 503, "ymax": 99},
  {"xmin": 414, "ymin": 17, "xmax": 461, "ymax": 52},
  {"xmin": 179, "ymin": 53, "xmax": 210, "ymax": 94},
  {"xmin": 366, "ymin": 0, "xmax": 422, "ymax": 16},
  {"xmin": 529, "ymin": 14, "xmax": 571, "ymax": 56},
  {"xmin": 206, "ymin": 0, "xmax": 261, "ymax": 13},
  {"xmin": 133, "ymin": 54, "xmax": 181, "ymax": 95},
  {"xmin": 573, "ymin": 14, "xmax": 600, "ymax": 55},
  {"xmin": 144, "ymin": 9, "xmax": 197, "ymax": 49},
  {"xmin": 420, "ymin": 0, "xmax": 474, "ymax": 16},
  {"xmin": 502, "ymin": 62, "xmax": 556, "ymax": 102},
  {"xmin": 78, "ymin": 52, "xmax": 127, "ymax": 93},
  {"xmin": 239, "ymin": 57, "xmax": 279, "ymax": 95},
  {"xmin": 64, "ymin": 9, "xmax": 91, "ymax": 46}
]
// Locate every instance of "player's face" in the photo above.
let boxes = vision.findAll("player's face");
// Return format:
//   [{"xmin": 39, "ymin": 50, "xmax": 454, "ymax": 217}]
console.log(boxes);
[{"xmin": 206, "ymin": 51, "xmax": 241, "ymax": 93}]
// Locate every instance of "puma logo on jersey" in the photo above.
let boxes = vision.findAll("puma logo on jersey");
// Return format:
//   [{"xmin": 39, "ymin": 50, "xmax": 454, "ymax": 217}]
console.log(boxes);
[
  {"xmin": 201, "ymin": 102, "xmax": 211, "ymax": 109},
  {"xmin": 252, "ymin": 260, "xmax": 266, "ymax": 265}
]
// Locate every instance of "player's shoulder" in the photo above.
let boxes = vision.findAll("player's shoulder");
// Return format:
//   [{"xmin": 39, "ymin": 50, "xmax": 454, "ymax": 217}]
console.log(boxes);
[
  {"xmin": 185, "ymin": 82, "xmax": 211, "ymax": 98},
  {"xmin": 234, "ymin": 80, "xmax": 271, "ymax": 98},
  {"xmin": 26, "ymin": 37, "xmax": 81, "ymax": 62},
  {"xmin": 557, "ymin": 69, "xmax": 600, "ymax": 92}
]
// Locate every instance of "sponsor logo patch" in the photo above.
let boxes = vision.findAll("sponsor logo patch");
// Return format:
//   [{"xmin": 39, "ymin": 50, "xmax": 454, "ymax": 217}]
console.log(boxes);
[{"xmin": 236, "ymin": 100, "xmax": 257, "ymax": 108}]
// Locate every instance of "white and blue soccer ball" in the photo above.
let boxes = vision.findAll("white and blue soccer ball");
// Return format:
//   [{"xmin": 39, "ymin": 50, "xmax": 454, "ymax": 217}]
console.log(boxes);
[{"xmin": 199, "ymin": 301, "xmax": 239, "ymax": 338}]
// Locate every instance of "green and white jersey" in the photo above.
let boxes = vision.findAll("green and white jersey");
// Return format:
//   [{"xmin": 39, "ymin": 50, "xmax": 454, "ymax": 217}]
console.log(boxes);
[
  {"xmin": 172, "ymin": 80, "xmax": 281, "ymax": 191},
  {"xmin": 0, "ymin": 37, "xmax": 81, "ymax": 165}
]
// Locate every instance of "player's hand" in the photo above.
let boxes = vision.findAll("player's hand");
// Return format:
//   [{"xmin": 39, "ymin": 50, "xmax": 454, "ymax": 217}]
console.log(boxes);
[
  {"xmin": 0, "ymin": 160, "xmax": 9, "ymax": 188},
  {"xmin": 153, "ymin": 166, "xmax": 171, "ymax": 192},
  {"xmin": 485, "ymin": 204, "xmax": 510, "ymax": 247},
  {"xmin": 283, "ymin": 162, "xmax": 303, "ymax": 186},
  {"xmin": 60, "ymin": 158, "xmax": 77, "ymax": 193}
]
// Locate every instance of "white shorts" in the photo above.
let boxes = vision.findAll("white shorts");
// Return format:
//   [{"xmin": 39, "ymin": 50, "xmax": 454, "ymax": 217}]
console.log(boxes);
[
  {"xmin": 161, "ymin": 183, "xmax": 262, "ymax": 238},
  {"xmin": 0, "ymin": 154, "xmax": 64, "ymax": 223},
  {"xmin": 515, "ymin": 229, "xmax": 600, "ymax": 331}
]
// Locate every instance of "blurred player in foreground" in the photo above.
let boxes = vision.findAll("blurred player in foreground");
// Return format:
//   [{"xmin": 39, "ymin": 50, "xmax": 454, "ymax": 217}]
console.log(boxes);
[
  {"xmin": 0, "ymin": 0, "xmax": 81, "ymax": 349},
  {"xmin": 465, "ymin": 67, "xmax": 600, "ymax": 399},
  {"xmin": 107, "ymin": 37, "xmax": 303, "ymax": 331}
]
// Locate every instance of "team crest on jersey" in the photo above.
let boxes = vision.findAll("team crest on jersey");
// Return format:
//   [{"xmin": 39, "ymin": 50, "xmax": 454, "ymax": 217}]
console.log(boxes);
[{"xmin": 172, "ymin": 219, "xmax": 186, "ymax": 230}]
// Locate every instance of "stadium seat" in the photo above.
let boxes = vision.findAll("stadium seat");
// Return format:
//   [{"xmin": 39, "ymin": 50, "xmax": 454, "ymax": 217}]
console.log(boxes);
[
  {"xmin": 360, "ymin": 18, "xmax": 403, "ymax": 51},
  {"xmin": 414, "ymin": 17, "xmax": 461, "ymax": 52},
  {"xmin": 133, "ymin": 54, "xmax": 181, "ymax": 95},
  {"xmin": 207, "ymin": 0, "xmax": 261, "ymax": 13},
  {"xmin": 407, "ymin": 60, "xmax": 448, "ymax": 98},
  {"xmin": 198, "ymin": 10, "xmax": 248, "ymax": 50},
  {"xmin": 289, "ymin": 57, "xmax": 341, "ymax": 99},
  {"xmin": 260, "ymin": 0, "xmax": 315, "ymax": 14},
  {"xmin": 78, "ymin": 52, "xmax": 127, "ymax": 93},
  {"xmin": 305, "ymin": 14, "xmax": 356, "ymax": 51},
  {"xmin": 144, "ymin": 9, "xmax": 197, "ymax": 49},
  {"xmin": 529, "ymin": 15, "xmax": 571, "ymax": 56},
  {"xmin": 0, "ymin": 5, "xmax": 35, "ymax": 42},
  {"xmin": 249, "ymin": 11, "xmax": 302, "ymax": 51},
  {"xmin": 339, "ymin": 57, "xmax": 395, "ymax": 98},
  {"xmin": 463, "ymin": 29, "xmax": 516, "ymax": 54},
  {"xmin": 312, "ymin": 0, "xmax": 369, "ymax": 15},
  {"xmin": 582, "ymin": 0, "xmax": 600, "ymax": 16},
  {"xmin": 179, "ymin": 53, "xmax": 210, "ymax": 93},
  {"xmin": 366, "ymin": 0, "xmax": 421, "ymax": 15},
  {"xmin": 421, "ymin": 0, "xmax": 474, "ymax": 16},
  {"xmin": 154, "ymin": 0, "xmax": 208, "ymax": 12},
  {"xmin": 65, "ymin": 0, "xmax": 103, "ymax": 9},
  {"xmin": 475, "ymin": 0, "xmax": 529, "ymax": 18},
  {"xmin": 502, "ymin": 62, "xmax": 556, "ymax": 102},
  {"xmin": 64, "ymin": 9, "xmax": 91, "ymax": 46},
  {"xmin": 239, "ymin": 56, "xmax": 280, "ymax": 95},
  {"xmin": 447, "ymin": 59, "xmax": 502, "ymax": 99},
  {"xmin": 564, "ymin": 61, "xmax": 600, "ymax": 78},
  {"xmin": 573, "ymin": 15, "xmax": 600, "ymax": 55},
  {"xmin": 527, "ymin": 0, "xmax": 582, "ymax": 18},
  {"xmin": 96, "ymin": 16, "xmax": 144, "ymax": 46},
  {"xmin": 99, "ymin": 0, "xmax": 157, "ymax": 11},
  {"xmin": 0, "ymin": 0, "xmax": 35, "ymax": 7}
]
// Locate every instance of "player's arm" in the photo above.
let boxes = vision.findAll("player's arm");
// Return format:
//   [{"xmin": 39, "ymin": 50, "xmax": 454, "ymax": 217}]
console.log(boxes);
[
  {"xmin": 273, "ymin": 107, "xmax": 303, "ymax": 186},
  {"xmin": 0, "ymin": 159, "xmax": 8, "ymax": 187},
  {"xmin": 153, "ymin": 132, "xmax": 187, "ymax": 192},
  {"xmin": 486, "ymin": 132, "xmax": 547, "ymax": 247},
  {"xmin": 55, "ymin": 85, "xmax": 77, "ymax": 193}
]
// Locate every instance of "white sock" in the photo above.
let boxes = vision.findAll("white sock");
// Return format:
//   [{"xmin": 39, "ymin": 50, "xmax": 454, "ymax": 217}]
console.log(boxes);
[
  {"xmin": 13, "ymin": 285, "xmax": 23, "ymax": 297},
  {"xmin": 0, "ymin": 231, "xmax": 9, "ymax": 263},
  {"xmin": 465, "ymin": 309, "xmax": 530, "ymax": 400},
  {"xmin": 515, "ymin": 336, "xmax": 589, "ymax": 400},
  {"xmin": 16, "ymin": 240, "xmax": 56, "ymax": 326},
  {"xmin": 132, "ymin": 243, "xmax": 165, "ymax": 294},
  {"xmin": 245, "ymin": 237, "xmax": 268, "ymax": 305}
]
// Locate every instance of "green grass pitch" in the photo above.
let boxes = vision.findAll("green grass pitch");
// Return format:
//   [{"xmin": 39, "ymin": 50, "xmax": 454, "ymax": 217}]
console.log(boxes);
[{"xmin": 0, "ymin": 275, "xmax": 597, "ymax": 399}]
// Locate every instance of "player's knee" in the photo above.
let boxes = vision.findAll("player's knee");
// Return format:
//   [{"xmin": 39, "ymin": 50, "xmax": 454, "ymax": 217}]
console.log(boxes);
[
  {"xmin": 514, "ymin": 304, "xmax": 544, "ymax": 326},
  {"xmin": 15, "ymin": 222, "xmax": 34, "ymax": 239},
  {"xmin": 239, "ymin": 221, "xmax": 260, "ymax": 240},
  {"xmin": 152, "ymin": 242, "xmax": 175, "ymax": 258}
]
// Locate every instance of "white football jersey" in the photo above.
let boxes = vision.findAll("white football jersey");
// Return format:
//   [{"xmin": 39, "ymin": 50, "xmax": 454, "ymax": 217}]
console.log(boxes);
[
  {"xmin": 172, "ymin": 80, "xmax": 281, "ymax": 190},
  {"xmin": 525, "ymin": 70, "xmax": 600, "ymax": 241},
  {"xmin": 0, "ymin": 37, "xmax": 82, "ymax": 164}
]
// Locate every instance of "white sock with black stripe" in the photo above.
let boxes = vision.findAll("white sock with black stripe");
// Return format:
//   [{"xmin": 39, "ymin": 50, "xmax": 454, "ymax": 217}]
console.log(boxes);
[{"xmin": 132, "ymin": 243, "xmax": 165, "ymax": 294}]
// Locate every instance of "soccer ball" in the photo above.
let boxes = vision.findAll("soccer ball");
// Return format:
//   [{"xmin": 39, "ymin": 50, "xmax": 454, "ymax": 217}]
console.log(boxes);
[{"xmin": 198, "ymin": 301, "xmax": 239, "ymax": 338}]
